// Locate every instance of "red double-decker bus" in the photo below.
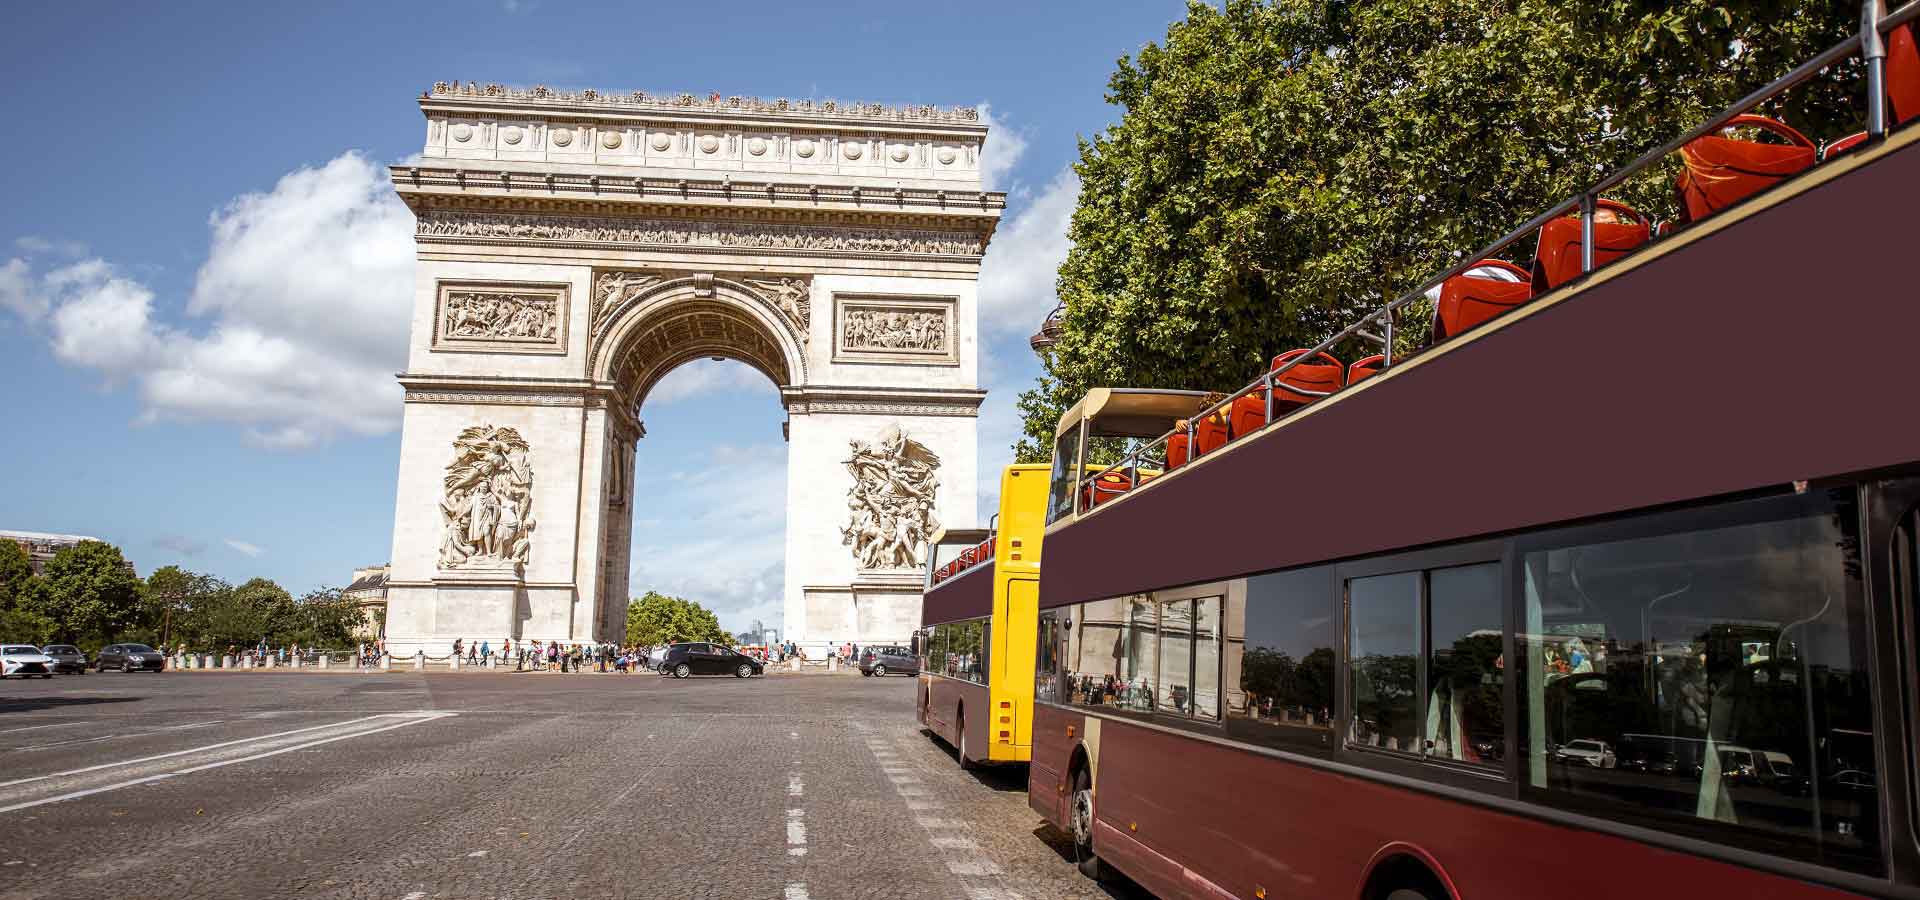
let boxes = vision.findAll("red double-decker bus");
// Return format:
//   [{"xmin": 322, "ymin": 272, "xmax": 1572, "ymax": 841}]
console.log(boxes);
[{"xmin": 1026, "ymin": 6, "xmax": 1920, "ymax": 899}]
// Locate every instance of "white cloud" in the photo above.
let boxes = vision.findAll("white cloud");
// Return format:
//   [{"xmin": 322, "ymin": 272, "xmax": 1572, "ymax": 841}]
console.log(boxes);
[
  {"xmin": 628, "ymin": 442, "xmax": 789, "ymax": 633},
  {"xmin": 15, "ymin": 236, "xmax": 88, "ymax": 257},
  {"xmin": 977, "ymin": 168, "xmax": 1080, "ymax": 338},
  {"xmin": 644, "ymin": 358, "xmax": 777, "ymax": 406},
  {"xmin": 225, "ymin": 539, "xmax": 265, "ymax": 558},
  {"xmin": 4, "ymin": 153, "xmax": 415, "ymax": 448},
  {"xmin": 976, "ymin": 103, "xmax": 1029, "ymax": 192}
]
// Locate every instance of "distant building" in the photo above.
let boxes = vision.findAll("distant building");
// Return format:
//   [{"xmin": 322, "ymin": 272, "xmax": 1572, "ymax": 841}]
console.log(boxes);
[
  {"xmin": 344, "ymin": 564, "xmax": 390, "ymax": 639},
  {"xmin": 1, "ymin": 530, "xmax": 136, "ymax": 577}
]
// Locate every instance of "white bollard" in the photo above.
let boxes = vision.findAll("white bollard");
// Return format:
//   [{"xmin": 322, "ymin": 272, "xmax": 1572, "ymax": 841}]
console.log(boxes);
[
  {"xmin": 414, "ymin": 651, "xmax": 424, "ymax": 671},
  {"xmin": 488, "ymin": 656, "xmax": 498, "ymax": 670},
  {"xmin": 828, "ymin": 656, "xmax": 839, "ymax": 672},
  {"xmin": 266, "ymin": 656, "xmax": 276, "ymax": 669},
  {"xmin": 291, "ymin": 654, "xmax": 301, "ymax": 669},
  {"xmin": 223, "ymin": 655, "xmax": 235, "ymax": 669},
  {"xmin": 381, "ymin": 653, "xmax": 392, "ymax": 671},
  {"xmin": 790, "ymin": 658, "xmax": 801, "ymax": 672},
  {"xmin": 318, "ymin": 654, "xmax": 330, "ymax": 670},
  {"xmin": 450, "ymin": 655, "xmax": 461, "ymax": 672}
]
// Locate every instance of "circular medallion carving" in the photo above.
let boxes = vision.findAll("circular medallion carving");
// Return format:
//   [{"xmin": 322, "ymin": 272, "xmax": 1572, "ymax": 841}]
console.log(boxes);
[
  {"xmin": 602, "ymin": 131, "xmax": 623, "ymax": 149},
  {"xmin": 937, "ymin": 148, "xmax": 957, "ymax": 165},
  {"xmin": 650, "ymin": 133, "xmax": 672, "ymax": 152},
  {"xmin": 843, "ymin": 143, "xmax": 864, "ymax": 160},
  {"xmin": 747, "ymin": 137, "xmax": 767, "ymax": 156},
  {"xmin": 451, "ymin": 123, "xmax": 472, "ymax": 142},
  {"xmin": 502, "ymin": 126, "xmax": 523, "ymax": 145},
  {"xmin": 699, "ymin": 135, "xmax": 720, "ymax": 154},
  {"xmin": 890, "ymin": 146, "xmax": 910, "ymax": 163},
  {"xmin": 795, "ymin": 140, "xmax": 816, "ymax": 159},
  {"xmin": 552, "ymin": 128, "xmax": 573, "ymax": 147}
]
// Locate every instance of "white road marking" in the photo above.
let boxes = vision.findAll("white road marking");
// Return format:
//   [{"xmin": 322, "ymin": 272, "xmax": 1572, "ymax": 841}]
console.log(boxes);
[
  {"xmin": 0, "ymin": 713, "xmax": 453, "ymax": 813},
  {"xmin": 915, "ymin": 817, "xmax": 962, "ymax": 828},
  {"xmin": 10, "ymin": 720, "xmax": 225, "ymax": 753},
  {"xmin": 932, "ymin": 836, "xmax": 978, "ymax": 850},
  {"xmin": 0, "ymin": 722, "xmax": 81, "ymax": 736},
  {"xmin": 784, "ymin": 885, "xmax": 810, "ymax": 900},
  {"xmin": 948, "ymin": 860, "xmax": 1003, "ymax": 876},
  {"xmin": 0, "ymin": 715, "xmax": 401, "ymax": 788},
  {"xmin": 787, "ymin": 774, "xmax": 804, "ymax": 796},
  {"xmin": 402, "ymin": 892, "xmax": 427, "ymax": 899},
  {"xmin": 466, "ymin": 850, "xmax": 488, "ymax": 858}
]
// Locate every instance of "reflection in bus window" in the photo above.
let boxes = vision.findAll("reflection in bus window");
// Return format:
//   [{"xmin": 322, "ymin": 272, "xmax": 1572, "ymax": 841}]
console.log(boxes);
[
  {"xmin": 1124, "ymin": 596, "xmax": 1159, "ymax": 712},
  {"xmin": 927, "ymin": 625, "xmax": 947, "ymax": 675},
  {"xmin": 1520, "ymin": 490, "xmax": 1881, "ymax": 875},
  {"xmin": 1427, "ymin": 564, "xmax": 1503, "ymax": 766},
  {"xmin": 1158, "ymin": 598, "xmax": 1193, "ymax": 714},
  {"xmin": 1035, "ymin": 610, "xmax": 1062, "ymax": 704},
  {"xmin": 1066, "ymin": 596, "xmax": 1134, "ymax": 707},
  {"xmin": 1192, "ymin": 596, "xmax": 1221, "ymax": 721},
  {"xmin": 1228, "ymin": 567, "xmax": 1335, "ymax": 754},
  {"xmin": 1348, "ymin": 572, "xmax": 1420, "ymax": 753},
  {"xmin": 1046, "ymin": 423, "xmax": 1083, "ymax": 524}
]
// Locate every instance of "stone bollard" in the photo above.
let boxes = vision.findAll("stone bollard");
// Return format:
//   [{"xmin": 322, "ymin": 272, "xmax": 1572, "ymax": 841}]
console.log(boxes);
[
  {"xmin": 223, "ymin": 655, "xmax": 236, "ymax": 669},
  {"xmin": 243, "ymin": 656, "xmax": 253, "ymax": 670},
  {"xmin": 414, "ymin": 651, "xmax": 424, "ymax": 671},
  {"xmin": 381, "ymin": 653, "xmax": 392, "ymax": 671},
  {"xmin": 291, "ymin": 654, "xmax": 301, "ymax": 669},
  {"xmin": 318, "ymin": 654, "xmax": 330, "ymax": 670},
  {"xmin": 790, "ymin": 658, "xmax": 801, "ymax": 673},
  {"xmin": 489, "ymin": 656, "xmax": 499, "ymax": 670},
  {"xmin": 266, "ymin": 655, "xmax": 277, "ymax": 669},
  {"xmin": 450, "ymin": 655, "xmax": 461, "ymax": 672},
  {"xmin": 828, "ymin": 656, "xmax": 839, "ymax": 673}
]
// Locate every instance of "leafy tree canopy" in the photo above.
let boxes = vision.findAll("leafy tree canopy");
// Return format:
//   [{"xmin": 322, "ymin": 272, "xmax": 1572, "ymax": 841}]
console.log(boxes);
[
  {"xmin": 625, "ymin": 591, "xmax": 734, "ymax": 647},
  {"xmin": 0, "ymin": 540, "xmax": 32, "ymax": 610},
  {"xmin": 1016, "ymin": 0, "xmax": 1859, "ymax": 459},
  {"xmin": 18, "ymin": 540, "xmax": 140, "ymax": 647}
]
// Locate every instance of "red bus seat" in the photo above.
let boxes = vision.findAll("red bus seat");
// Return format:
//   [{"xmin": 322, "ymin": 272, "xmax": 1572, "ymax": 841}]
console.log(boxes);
[
  {"xmin": 1823, "ymin": 131, "xmax": 1873, "ymax": 160},
  {"xmin": 1080, "ymin": 471, "xmax": 1133, "ymax": 509},
  {"xmin": 1532, "ymin": 199, "xmax": 1650, "ymax": 290},
  {"xmin": 1823, "ymin": 24, "xmax": 1920, "ymax": 162},
  {"xmin": 1430, "ymin": 260, "xmax": 1533, "ymax": 341},
  {"xmin": 1166, "ymin": 428, "xmax": 1190, "ymax": 471},
  {"xmin": 1348, "ymin": 354, "xmax": 1386, "ymax": 385},
  {"xmin": 1675, "ymin": 114, "xmax": 1816, "ymax": 223},
  {"xmin": 1230, "ymin": 350, "xmax": 1344, "ymax": 439}
]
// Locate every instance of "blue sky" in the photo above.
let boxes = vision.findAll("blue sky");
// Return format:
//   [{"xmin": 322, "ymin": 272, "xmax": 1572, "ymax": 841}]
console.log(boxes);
[{"xmin": 0, "ymin": 0, "xmax": 1187, "ymax": 632}]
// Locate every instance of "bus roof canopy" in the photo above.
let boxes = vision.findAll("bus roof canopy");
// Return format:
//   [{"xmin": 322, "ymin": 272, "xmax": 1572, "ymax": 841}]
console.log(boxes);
[{"xmin": 1054, "ymin": 388, "xmax": 1214, "ymax": 440}]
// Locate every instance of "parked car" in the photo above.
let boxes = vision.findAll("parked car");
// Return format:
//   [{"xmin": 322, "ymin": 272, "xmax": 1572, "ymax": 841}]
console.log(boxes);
[
  {"xmin": 94, "ymin": 643, "xmax": 166, "ymax": 673},
  {"xmin": 647, "ymin": 646, "xmax": 668, "ymax": 672},
  {"xmin": 1552, "ymin": 739, "xmax": 1617, "ymax": 768},
  {"xmin": 39, "ymin": 644, "xmax": 88, "ymax": 674},
  {"xmin": 1, "ymin": 645, "xmax": 55, "ymax": 679},
  {"xmin": 859, "ymin": 645, "xmax": 918, "ymax": 677},
  {"xmin": 659, "ymin": 642, "xmax": 762, "ymax": 679}
]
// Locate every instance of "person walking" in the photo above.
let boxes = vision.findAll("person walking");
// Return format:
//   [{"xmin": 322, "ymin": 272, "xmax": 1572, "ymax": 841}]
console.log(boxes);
[
  {"xmin": 480, "ymin": 639, "xmax": 491, "ymax": 665},
  {"xmin": 452, "ymin": 637, "xmax": 464, "ymax": 663}
]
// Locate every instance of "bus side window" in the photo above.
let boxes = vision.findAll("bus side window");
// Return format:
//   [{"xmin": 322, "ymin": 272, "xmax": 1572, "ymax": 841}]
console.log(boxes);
[{"xmin": 1227, "ymin": 567, "xmax": 1336, "ymax": 755}]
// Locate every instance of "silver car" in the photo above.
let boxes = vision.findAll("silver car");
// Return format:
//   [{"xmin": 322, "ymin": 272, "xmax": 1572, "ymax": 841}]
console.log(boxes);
[{"xmin": 1, "ymin": 644, "xmax": 56, "ymax": 679}]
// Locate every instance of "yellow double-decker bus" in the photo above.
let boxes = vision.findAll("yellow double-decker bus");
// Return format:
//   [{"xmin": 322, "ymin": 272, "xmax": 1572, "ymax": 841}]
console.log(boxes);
[{"xmin": 915, "ymin": 463, "xmax": 1049, "ymax": 767}]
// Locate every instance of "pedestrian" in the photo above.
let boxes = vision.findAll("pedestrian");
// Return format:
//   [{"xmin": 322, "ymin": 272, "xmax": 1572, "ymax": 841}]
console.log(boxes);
[
  {"xmin": 452, "ymin": 637, "xmax": 464, "ymax": 661},
  {"xmin": 480, "ymin": 639, "xmax": 491, "ymax": 664}
]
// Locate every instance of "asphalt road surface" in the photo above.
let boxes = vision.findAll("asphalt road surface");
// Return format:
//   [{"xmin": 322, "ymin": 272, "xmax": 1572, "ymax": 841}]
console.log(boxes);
[{"xmin": 0, "ymin": 669, "xmax": 1148, "ymax": 900}]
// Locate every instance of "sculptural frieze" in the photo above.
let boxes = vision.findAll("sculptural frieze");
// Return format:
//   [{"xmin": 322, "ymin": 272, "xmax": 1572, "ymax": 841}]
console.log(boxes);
[
  {"xmin": 743, "ymin": 276, "xmax": 812, "ymax": 343},
  {"xmin": 439, "ymin": 290, "xmax": 561, "ymax": 346},
  {"xmin": 592, "ymin": 271, "xmax": 662, "ymax": 330},
  {"xmin": 417, "ymin": 211, "xmax": 985, "ymax": 257},
  {"xmin": 842, "ymin": 307, "xmax": 946, "ymax": 353},
  {"xmin": 438, "ymin": 425, "xmax": 536, "ymax": 570},
  {"xmin": 840, "ymin": 424, "xmax": 940, "ymax": 570}
]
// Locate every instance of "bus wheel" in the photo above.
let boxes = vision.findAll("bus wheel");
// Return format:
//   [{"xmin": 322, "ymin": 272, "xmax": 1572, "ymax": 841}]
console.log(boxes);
[
  {"xmin": 1386, "ymin": 891, "xmax": 1442, "ymax": 900},
  {"xmin": 1071, "ymin": 769, "xmax": 1107, "ymax": 880}
]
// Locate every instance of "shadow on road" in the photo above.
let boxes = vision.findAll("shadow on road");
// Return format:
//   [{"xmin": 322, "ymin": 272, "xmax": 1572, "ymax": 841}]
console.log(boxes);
[
  {"xmin": 919, "ymin": 727, "xmax": 1029, "ymax": 793},
  {"xmin": 0, "ymin": 696, "xmax": 142, "ymax": 714},
  {"xmin": 1030, "ymin": 823, "xmax": 1155, "ymax": 898}
]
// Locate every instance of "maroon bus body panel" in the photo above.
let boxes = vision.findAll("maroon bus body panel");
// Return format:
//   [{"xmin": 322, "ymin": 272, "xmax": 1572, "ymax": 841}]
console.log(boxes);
[
  {"xmin": 923, "ymin": 676, "xmax": 990, "ymax": 759},
  {"xmin": 1032, "ymin": 705, "xmax": 1867, "ymax": 900},
  {"xmin": 1040, "ymin": 136, "xmax": 1920, "ymax": 611},
  {"xmin": 923, "ymin": 561, "xmax": 994, "ymax": 627}
]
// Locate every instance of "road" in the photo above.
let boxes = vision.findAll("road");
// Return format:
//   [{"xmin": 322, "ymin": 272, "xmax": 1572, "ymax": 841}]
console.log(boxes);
[{"xmin": 0, "ymin": 669, "xmax": 1148, "ymax": 900}]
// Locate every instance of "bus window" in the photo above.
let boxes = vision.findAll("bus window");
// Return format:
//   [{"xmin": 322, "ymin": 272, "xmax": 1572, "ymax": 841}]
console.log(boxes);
[
  {"xmin": 1123, "ymin": 596, "xmax": 1159, "ymax": 712},
  {"xmin": 1518, "ymin": 489, "xmax": 1880, "ymax": 875},
  {"xmin": 1065, "ymin": 595, "xmax": 1135, "ymax": 707},
  {"xmin": 1191, "ymin": 596, "xmax": 1221, "ymax": 721},
  {"xmin": 1229, "ymin": 567, "xmax": 1336, "ymax": 754},
  {"xmin": 1348, "ymin": 572, "xmax": 1421, "ymax": 753},
  {"xmin": 1157, "ymin": 598, "xmax": 1193, "ymax": 714},
  {"xmin": 928, "ymin": 624, "xmax": 948, "ymax": 675},
  {"xmin": 1427, "ymin": 564, "xmax": 1503, "ymax": 766},
  {"xmin": 1046, "ymin": 422, "xmax": 1084, "ymax": 525},
  {"xmin": 1035, "ymin": 610, "xmax": 1063, "ymax": 704}
]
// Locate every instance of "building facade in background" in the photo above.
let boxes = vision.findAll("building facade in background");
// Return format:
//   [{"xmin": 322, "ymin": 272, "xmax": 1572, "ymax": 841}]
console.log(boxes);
[
  {"xmin": 381, "ymin": 84, "xmax": 1001, "ymax": 656},
  {"xmin": 343, "ymin": 564, "xmax": 390, "ymax": 640},
  {"xmin": 1, "ymin": 530, "xmax": 136, "ymax": 576}
]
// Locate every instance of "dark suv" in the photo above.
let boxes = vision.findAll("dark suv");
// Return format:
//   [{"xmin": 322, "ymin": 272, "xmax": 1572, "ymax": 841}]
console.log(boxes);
[
  {"xmin": 660, "ymin": 643, "xmax": 763, "ymax": 679},
  {"xmin": 859, "ymin": 646, "xmax": 917, "ymax": 677},
  {"xmin": 40, "ymin": 644, "xmax": 89, "ymax": 674},
  {"xmin": 95, "ymin": 643, "xmax": 166, "ymax": 672}
]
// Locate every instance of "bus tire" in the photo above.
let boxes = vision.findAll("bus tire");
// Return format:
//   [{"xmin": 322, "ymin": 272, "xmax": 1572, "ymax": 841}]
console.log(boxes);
[
  {"xmin": 956, "ymin": 709, "xmax": 973, "ymax": 770},
  {"xmin": 1071, "ymin": 768, "xmax": 1107, "ymax": 881}
]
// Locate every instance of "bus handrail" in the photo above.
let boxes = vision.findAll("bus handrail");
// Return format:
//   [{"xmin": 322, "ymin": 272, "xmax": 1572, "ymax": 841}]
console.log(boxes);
[{"xmin": 1076, "ymin": 0, "xmax": 1910, "ymax": 508}]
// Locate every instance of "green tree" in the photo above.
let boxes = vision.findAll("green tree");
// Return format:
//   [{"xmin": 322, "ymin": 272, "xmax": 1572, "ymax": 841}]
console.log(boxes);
[
  {"xmin": 625, "ymin": 591, "xmax": 733, "ymax": 646},
  {"xmin": 1017, "ymin": 0, "xmax": 1858, "ymax": 459},
  {"xmin": 18, "ymin": 540, "xmax": 140, "ymax": 648},
  {"xmin": 0, "ymin": 540, "xmax": 32, "ymax": 610}
]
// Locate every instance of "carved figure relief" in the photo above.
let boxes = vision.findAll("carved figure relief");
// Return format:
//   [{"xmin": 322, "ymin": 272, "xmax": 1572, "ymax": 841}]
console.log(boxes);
[
  {"xmin": 840, "ymin": 424, "xmax": 941, "ymax": 570},
  {"xmin": 418, "ymin": 211, "xmax": 986, "ymax": 257},
  {"xmin": 842, "ymin": 308, "xmax": 945, "ymax": 352},
  {"xmin": 592, "ymin": 271, "xmax": 662, "ymax": 331},
  {"xmin": 438, "ymin": 425, "xmax": 536, "ymax": 569},
  {"xmin": 743, "ymin": 276, "xmax": 812, "ymax": 343},
  {"xmin": 434, "ymin": 284, "xmax": 568, "ymax": 353}
]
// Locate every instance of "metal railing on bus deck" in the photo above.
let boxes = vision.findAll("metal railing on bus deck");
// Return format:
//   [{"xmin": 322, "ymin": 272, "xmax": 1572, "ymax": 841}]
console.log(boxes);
[{"xmin": 1075, "ymin": 0, "xmax": 1915, "ymax": 511}]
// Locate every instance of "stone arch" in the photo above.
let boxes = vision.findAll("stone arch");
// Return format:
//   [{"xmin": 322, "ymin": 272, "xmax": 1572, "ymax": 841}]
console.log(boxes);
[{"xmin": 589, "ymin": 275, "xmax": 809, "ymax": 411}]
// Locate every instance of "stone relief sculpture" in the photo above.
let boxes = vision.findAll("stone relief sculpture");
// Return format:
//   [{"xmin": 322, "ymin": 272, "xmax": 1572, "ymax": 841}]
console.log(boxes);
[
  {"xmin": 438, "ymin": 425, "xmax": 536, "ymax": 569},
  {"xmin": 592, "ymin": 271, "xmax": 662, "ymax": 330},
  {"xmin": 441, "ymin": 291, "xmax": 560, "ymax": 344},
  {"xmin": 842, "ymin": 308, "xmax": 946, "ymax": 352},
  {"xmin": 840, "ymin": 424, "xmax": 941, "ymax": 570},
  {"xmin": 744, "ymin": 276, "xmax": 811, "ymax": 343},
  {"xmin": 418, "ymin": 212, "xmax": 985, "ymax": 257}
]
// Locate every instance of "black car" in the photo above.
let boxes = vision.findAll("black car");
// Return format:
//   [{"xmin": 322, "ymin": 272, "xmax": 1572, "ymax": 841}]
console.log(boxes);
[
  {"xmin": 95, "ymin": 643, "xmax": 166, "ymax": 672},
  {"xmin": 859, "ymin": 646, "xmax": 918, "ymax": 677},
  {"xmin": 660, "ymin": 642, "xmax": 762, "ymax": 679},
  {"xmin": 40, "ymin": 644, "xmax": 88, "ymax": 674}
]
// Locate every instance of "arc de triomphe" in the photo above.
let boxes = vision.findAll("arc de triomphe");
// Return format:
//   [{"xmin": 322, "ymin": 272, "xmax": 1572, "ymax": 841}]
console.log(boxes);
[{"xmin": 381, "ymin": 83, "xmax": 1001, "ymax": 655}]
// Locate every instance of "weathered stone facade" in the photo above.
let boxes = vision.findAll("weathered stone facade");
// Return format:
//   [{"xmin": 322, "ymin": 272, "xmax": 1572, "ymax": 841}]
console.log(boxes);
[{"xmin": 383, "ymin": 86, "xmax": 998, "ymax": 655}]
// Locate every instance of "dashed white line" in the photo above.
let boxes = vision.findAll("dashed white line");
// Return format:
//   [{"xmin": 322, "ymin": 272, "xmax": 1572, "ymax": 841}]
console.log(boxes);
[
  {"xmin": 0, "ymin": 722, "xmax": 82, "ymax": 736},
  {"xmin": 784, "ymin": 885, "xmax": 810, "ymax": 900}
]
